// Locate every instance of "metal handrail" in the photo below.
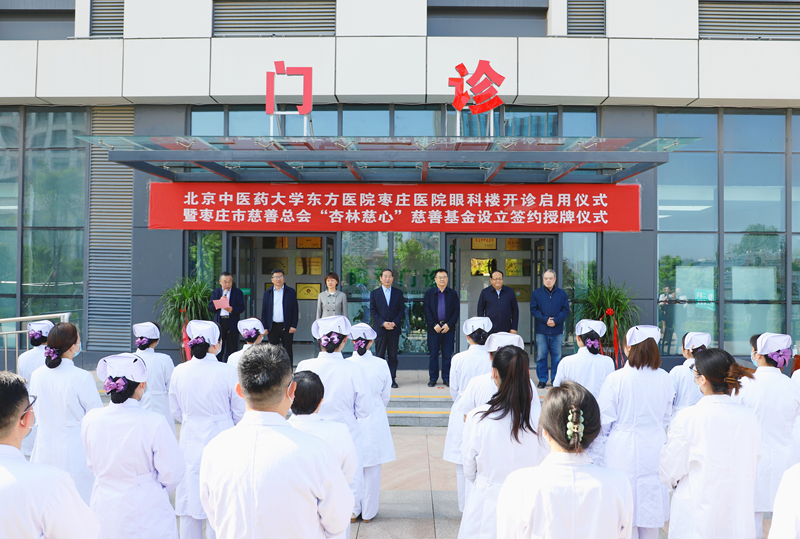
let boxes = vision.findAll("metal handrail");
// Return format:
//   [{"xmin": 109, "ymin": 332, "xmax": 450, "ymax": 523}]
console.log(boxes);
[{"xmin": 0, "ymin": 313, "xmax": 72, "ymax": 373}]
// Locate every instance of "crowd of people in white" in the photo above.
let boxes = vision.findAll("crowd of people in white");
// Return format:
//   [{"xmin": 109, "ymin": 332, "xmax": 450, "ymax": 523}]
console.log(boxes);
[{"xmin": 3, "ymin": 312, "xmax": 800, "ymax": 539}]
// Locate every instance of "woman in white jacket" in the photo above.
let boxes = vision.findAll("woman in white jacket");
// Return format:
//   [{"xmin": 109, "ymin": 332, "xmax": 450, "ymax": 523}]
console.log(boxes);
[
  {"xmin": 459, "ymin": 345, "xmax": 549, "ymax": 539},
  {"xmin": 659, "ymin": 347, "xmax": 760, "ymax": 539},
  {"xmin": 17, "ymin": 320, "xmax": 54, "ymax": 458},
  {"xmin": 132, "ymin": 322, "xmax": 177, "ymax": 437},
  {"xmin": 669, "ymin": 332, "xmax": 710, "ymax": 418},
  {"xmin": 82, "ymin": 353, "xmax": 185, "ymax": 539}
]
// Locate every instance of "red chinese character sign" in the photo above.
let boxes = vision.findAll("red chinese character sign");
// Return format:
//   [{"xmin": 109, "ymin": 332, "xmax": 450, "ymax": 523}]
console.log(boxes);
[
  {"xmin": 149, "ymin": 183, "xmax": 640, "ymax": 233},
  {"xmin": 266, "ymin": 61, "xmax": 313, "ymax": 134},
  {"xmin": 448, "ymin": 60, "xmax": 505, "ymax": 136}
]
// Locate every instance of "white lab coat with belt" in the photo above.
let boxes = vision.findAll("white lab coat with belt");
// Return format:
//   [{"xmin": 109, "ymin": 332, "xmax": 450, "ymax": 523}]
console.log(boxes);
[
  {"xmin": 29, "ymin": 359, "xmax": 103, "ymax": 504},
  {"xmin": 226, "ymin": 343, "xmax": 252, "ymax": 372},
  {"xmin": 770, "ymin": 462, "xmax": 800, "ymax": 538},
  {"xmin": 288, "ymin": 414, "xmax": 358, "ymax": 484},
  {"xmin": 0, "ymin": 444, "xmax": 101, "ymax": 539},
  {"xmin": 200, "ymin": 411, "xmax": 354, "ymax": 539},
  {"xmin": 552, "ymin": 347, "xmax": 615, "ymax": 399},
  {"xmin": 136, "ymin": 348, "xmax": 177, "ymax": 437},
  {"xmin": 598, "ymin": 363, "xmax": 674, "ymax": 529},
  {"xmin": 81, "ymin": 399, "xmax": 186, "ymax": 539},
  {"xmin": 169, "ymin": 354, "xmax": 245, "ymax": 520},
  {"xmin": 732, "ymin": 366, "xmax": 800, "ymax": 512},
  {"xmin": 497, "ymin": 452, "xmax": 634, "ymax": 539},
  {"xmin": 444, "ymin": 344, "xmax": 492, "ymax": 464},
  {"xmin": 459, "ymin": 402, "xmax": 549, "ymax": 539},
  {"xmin": 17, "ymin": 345, "xmax": 46, "ymax": 457},
  {"xmin": 659, "ymin": 394, "xmax": 761, "ymax": 539},
  {"xmin": 346, "ymin": 350, "xmax": 396, "ymax": 467},
  {"xmin": 669, "ymin": 359, "xmax": 703, "ymax": 418}
]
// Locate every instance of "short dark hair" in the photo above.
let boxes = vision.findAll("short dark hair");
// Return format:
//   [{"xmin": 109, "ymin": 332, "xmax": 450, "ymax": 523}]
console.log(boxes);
[
  {"xmin": 291, "ymin": 371, "xmax": 325, "ymax": 416},
  {"xmin": 627, "ymin": 338, "xmax": 661, "ymax": 370},
  {"xmin": 490, "ymin": 270, "xmax": 504, "ymax": 279},
  {"xmin": 434, "ymin": 268, "xmax": 448, "ymax": 277},
  {"xmin": 108, "ymin": 377, "xmax": 141, "ymax": 404},
  {"xmin": 0, "ymin": 372, "xmax": 28, "ymax": 437},
  {"xmin": 238, "ymin": 343, "xmax": 292, "ymax": 408},
  {"xmin": 271, "ymin": 269, "xmax": 285, "ymax": 277},
  {"xmin": 539, "ymin": 380, "xmax": 601, "ymax": 452},
  {"xmin": 381, "ymin": 268, "xmax": 393, "ymax": 277},
  {"xmin": 220, "ymin": 271, "xmax": 232, "ymax": 278},
  {"xmin": 324, "ymin": 272, "xmax": 340, "ymax": 284}
]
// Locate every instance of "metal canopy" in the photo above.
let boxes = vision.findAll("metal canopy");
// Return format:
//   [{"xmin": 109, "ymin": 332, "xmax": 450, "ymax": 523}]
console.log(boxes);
[{"xmin": 76, "ymin": 136, "xmax": 699, "ymax": 184}]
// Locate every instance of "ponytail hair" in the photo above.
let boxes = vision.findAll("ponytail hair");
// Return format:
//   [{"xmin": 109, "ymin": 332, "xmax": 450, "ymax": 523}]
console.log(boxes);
[
  {"xmin": 681, "ymin": 332, "xmax": 707, "ymax": 357},
  {"xmin": 468, "ymin": 328, "xmax": 489, "ymax": 346},
  {"xmin": 539, "ymin": 380, "xmax": 601, "ymax": 452},
  {"xmin": 479, "ymin": 345, "xmax": 534, "ymax": 443},
  {"xmin": 578, "ymin": 329, "xmax": 602, "ymax": 355},
  {"xmin": 105, "ymin": 376, "xmax": 141, "ymax": 404},
  {"xmin": 320, "ymin": 331, "xmax": 346, "ymax": 354},
  {"xmin": 694, "ymin": 348, "xmax": 754, "ymax": 396},
  {"xmin": 44, "ymin": 322, "xmax": 79, "ymax": 369},
  {"xmin": 353, "ymin": 337, "xmax": 369, "ymax": 356}
]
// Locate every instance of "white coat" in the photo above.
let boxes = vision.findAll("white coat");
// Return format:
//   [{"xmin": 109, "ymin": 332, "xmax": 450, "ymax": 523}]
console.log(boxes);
[
  {"xmin": 732, "ymin": 366, "xmax": 800, "ymax": 512},
  {"xmin": 552, "ymin": 347, "xmax": 615, "ymax": 399},
  {"xmin": 444, "ymin": 344, "xmax": 492, "ymax": 464},
  {"xmin": 459, "ymin": 403, "xmax": 550, "ymax": 539},
  {"xmin": 81, "ymin": 399, "xmax": 185, "ymax": 539},
  {"xmin": 17, "ymin": 345, "xmax": 46, "ymax": 456},
  {"xmin": 200, "ymin": 411, "xmax": 354, "ymax": 539},
  {"xmin": 497, "ymin": 452, "xmax": 634, "ymax": 539},
  {"xmin": 169, "ymin": 354, "xmax": 245, "ymax": 519},
  {"xmin": 669, "ymin": 359, "xmax": 703, "ymax": 417},
  {"xmin": 29, "ymin": 359, "xmax": 103, "ymax": 504},
  {"xmin": 770, "ymin": 462, "xmax": 800, "ymax": 538},
  {"xmin": 659, "ymin": 394, "xmax": 760, "ymax": 539},
  {"xmin": 136, "ymin": 348, "xmax": 177, "ymax": 437},
  {"xmin": 598, "ymin": 363, "xmax": 674, "ymax": 529},
  {"xmin": 346, "ymin": 350, "xmax": 396, "ymax": 466},
  {"xmin": 792, "ymin": 370, "xmax": 800, "ymax": 466},
  {"xmin": 226, "ymin": 342, "xmax": 252, "ymax": 371},
  {"xmin": 0, "ymin": 444, "xmax": 101, "ymax": 539},
  {"xmin": 289, "ymin": 414, "xmax": 358, "ymax": 484},
  {"xmin": 459, "ymin": 374, "xmax": 542, "ymax": 420}
]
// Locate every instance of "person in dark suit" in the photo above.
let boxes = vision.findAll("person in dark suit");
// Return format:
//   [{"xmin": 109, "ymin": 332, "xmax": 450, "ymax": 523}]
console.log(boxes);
[
  {"xmin": 260, "ymin": 268, "xmax": 299, "ymax": 366},
  {"xmin": 423, "ymin": 268, "xmax": 460, "ymax": 387},
  {"xmin": 369, "ymin": 269, "xmax": 406, "ymax": 388},
  {"xmin": 477, "ymin": 270, "xmax": 519, "ymax": 335},
  {"xmin": 208, "ymin": 271, "xmax": 245, "ymax": 363}
]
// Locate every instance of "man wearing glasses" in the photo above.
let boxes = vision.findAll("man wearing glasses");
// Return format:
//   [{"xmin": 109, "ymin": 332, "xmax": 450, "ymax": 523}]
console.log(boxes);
[
  {"xmin": 477, "ymin": 270, "xmax": 519, "ymax": 336},
  {"xmin": 0, "ymin": 371, "xmax": 100, "ymax": 538},
  {"xmin": 261, "ymin": 268, "xmax": 299, "ymax": 366}
]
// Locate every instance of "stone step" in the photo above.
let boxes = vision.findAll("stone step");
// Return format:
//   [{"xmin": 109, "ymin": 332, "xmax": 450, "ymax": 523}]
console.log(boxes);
[{"xmin": 386, "ymin": 407, "xmax": 452, "ymax": 427}]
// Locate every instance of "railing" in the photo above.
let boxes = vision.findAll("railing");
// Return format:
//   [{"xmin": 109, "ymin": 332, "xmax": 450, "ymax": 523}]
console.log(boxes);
[{"xmin": 0, "ymin": 313, "xmax": 72, "ymax": 373}]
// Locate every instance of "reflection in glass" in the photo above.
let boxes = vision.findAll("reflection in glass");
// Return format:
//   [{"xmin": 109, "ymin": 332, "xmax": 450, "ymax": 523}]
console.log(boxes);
[
  {"xmin": 394, "ymin": 105, "xmax": 443, "ymax": 137},
  {"xmin": 724, "ymin": 233, "xmax": 785, "ymax": 301},
  {"xmin": 23, "ymin": 150, "xmax": 85, "ymax": 227},
  {"xmin": 190, "ymin": 106, "xmax": 224, "ymax": 136},
  {"xmin": 791, "ymin": 304, "xmax": 800, "ymax": 349},
  {"xmin": 0, "ymin": 229, "xmax": 16, "ymax": 295},
  {"xmin": 21, "ymin": 296, "xmax": 83, "ymax": 334},
  {"xmin": 188, "ymin": 231, "xmax": 222, "ymax": 283},
  {"xmin": 394, "ymin": 232, "xmax": 441, "ymax": 356},
  {"xmin": 724, "ymin": 110, "xmax": 785, "ymax": 152},
  {"xmin": 0, "ymin": 150, "xmax": 19, "ymax": 226},
  {"xmin": 724, "ymin": 153, "xmax": 785, "ymax": 232},
  {"xmin": 21, "ymin": 229, "xmax": 84, "ymax": 297},
  {"xmin": 791, "ymin": 234, "xmax": 800, "ymax": 301},
  {"xmin": 793, "ymin": 112, "xmax": 800, "ymax": 153},
  {"xmin": 446, "ymin": 109, "xmax": 501, "ymax": 136},
  {"xmin": 229, "ymin": 106, "xmax": 271, "ymax": 136},
  {"xmin": 657, "ymin": 153, "xmax": 718, "ymax": 231},
  {"xmin": 25, "ymin": 108, "xmax": 87, "ymax": 149},
  {"xmin": 285, "ymin": 105, "xmax": 338, "ymax": 136},
  {"xmin": 656, "ymin": 108, "xmax": 717, "ymax": 152},
  {"xmin": 342, "ymin": 106, "xmax": 390, "ymax": 137},
  {"xmin": 341, "ymin": 231, "xmax": 388, "ymax": 301},
  {"xmin": 0, "ymin": 296, "xmax": 15, "ymax": 351},
  {"xmin": 562, "ymin": 107, "xmax": 597, "ymax": 137},
  {"xmin": 791, "ymin": 155, "xmax": 800, "ymax": 232},
  {"xmin": 562, "ymin": 232, "xmax": 597, "ymax": 350},
  {"xmin": 503, "ymin": 106, "xmax": 557, "ymax": 137},
  {"xmin": 724, "ymin": 303, "xmax": 785, "ymax": 355},
  {"xmin": 0, "ymin": 109, "xmax": 20, "ymax": 148}
]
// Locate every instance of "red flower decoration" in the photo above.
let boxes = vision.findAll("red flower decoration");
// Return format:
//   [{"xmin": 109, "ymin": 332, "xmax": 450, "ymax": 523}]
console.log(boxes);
[
  {"xmin": 605, "ymin": 308, "xmax": 614, "ymax": 316},
  {"xmin": 180, "ymin": 308, "xmax": 186, "ymax": 313}
]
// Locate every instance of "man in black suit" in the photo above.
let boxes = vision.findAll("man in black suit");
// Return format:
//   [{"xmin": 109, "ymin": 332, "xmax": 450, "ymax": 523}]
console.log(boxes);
[
  {"xmin": 369, "ymin": 269, "xmax": 406, "ymax": 388},
  {"xmin": 260, "ymin": 268, "xmax": 299, "ymax": 366},
  {"xmin": 477, "ymin": 270, "xmax": 519, "ymax": 335},
  {"xmin": 423, "ymin": 268, "xmax": 460, "ymax": 387},
  {"xmin": 208, "ymin": 271, "xmax": 245, "ymax": 363}
]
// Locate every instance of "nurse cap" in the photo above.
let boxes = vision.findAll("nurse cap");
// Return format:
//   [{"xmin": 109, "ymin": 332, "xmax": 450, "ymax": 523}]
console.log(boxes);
[
  {"xmin": 97, "ymin": 353, "xmax": 148, "ymax": 383},
  {"xmin": 756, "ymin": 333, "xmax": 793, "ymax": 368},
  {"xmin": 462, "ymin": 317, "xmax": 492, "ymax": 336},
  {"xmin": 132, "ymin": 322, "xmax": 160, "ymax": 340},
  {"xmin": 237, "ymin": 318, "xmax": 265, "ymax": 337},
  {"xmin": 626, "ymin": 325, "xmax": 661, "ymax": 346},
  {"xmin": 312, "ymin": 315, "xmax": 352, "ymax": 339},
  {"xmin": 575, "ymin": 319, "xmax": 607, "ymax": 338},
  {"xmin": 486, "ymin": 332, "xmax": 524, "ymax": 353},
  {"xmin": 27, "ymin": 320, "xmax": 54, "ymax": 339},
  {"xmin": 187, "ymin": 320, "xmax": 220, "ymax": 346},
  {"xmin": 683, "ymin": 332, "xmax": 711, "ymax": 351},
  {"xmin": 350, "ymin": 323, "xmax": 377, "ymax": 341}
]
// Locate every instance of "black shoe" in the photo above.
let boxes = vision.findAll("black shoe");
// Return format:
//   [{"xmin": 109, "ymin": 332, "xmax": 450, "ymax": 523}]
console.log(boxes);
[
  {"xmin": 444, "ymin": 381, "xmax": 449, "ymax": 387},
  {"xmin": 428, "ymin": 381, "xmax": 436, "ymax": 387},
  {"xmin": 391, "ymin": 381, "xmax": 399, "ymax": 389},
  {"xmin": 537, "ymin": 381, "xmax": 546, "ymax": 389}
]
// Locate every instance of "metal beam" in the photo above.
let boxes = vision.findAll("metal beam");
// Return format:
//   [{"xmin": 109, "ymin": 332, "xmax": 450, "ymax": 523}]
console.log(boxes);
[
  {"xmin": 191, "ymin": 161, "xmax": 239, "ymax": 181},
  {"xmin": 547, "ymin": 161, "xmax": 585, "ymax": 182},
  {"xmin": 421, "ymin": 162, "xmax": 429, "ymax": 182},
  {"xmin": 484, "ymin": 162, "xmax": 507, "ymax": 182},
  {"xmin": 345, "ymin": 162, "xmax": 362, "ymax": 181},
  {"xmin": 124, "ymin": 161, "xmax": 176, "ymax": 181},
  {"xmin": 266, "ymin": 161, "xmax": 299, "ymax": 181},
  {"xmin": 610, "ymin": 162, "xmax": 660, "ymax": 183}
]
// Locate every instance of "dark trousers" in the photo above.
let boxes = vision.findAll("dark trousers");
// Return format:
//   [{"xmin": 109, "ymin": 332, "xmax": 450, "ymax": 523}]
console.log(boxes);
[
  {"xmin": 219, "ymin": 318, "xmax": 240, "ymax": 363},
  {"xmin": 375, "ymin": 332, "xmax": 400, "ymax": 381},
  {"xmin": 427, "ymin": 330, "xmax": 455, "ymax": 382},
  {"xmin": 267, "ymin": 322, "xmax": 294, "ymax": 366}
]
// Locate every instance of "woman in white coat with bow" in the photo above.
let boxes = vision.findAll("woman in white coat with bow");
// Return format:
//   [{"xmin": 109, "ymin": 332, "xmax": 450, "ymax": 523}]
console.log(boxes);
[
  {"xmin": 346, "ymin": 323, "xmax": 396, "ymax": 523},
  {"xmin": 169, "ymin": 320, "xmax": 245, "ymax": 539},
  {"xmin": 132, "ymin": 322, "xmax": 177, "ymax": 437},
  {"xmin": 459, "ymin": 345, "xmax": 549, "ymax": 539},
  {"xmin": 598, "ymin": 326, "xmax": 674, "ymax": 539},
  {"xmin": 17, "ymin": 320, "xmax": 54, "ymax": 458},
  {"xmin": 226, "ymin": 318, "xmax": 265, "ymax": 371},
  {"xmin": 669, "ymin": 332, "xmax": 710, "ymax": 418},
  {"xmin": 82, "ymin": 353, "xmax": 185, "ymax": 539},
  {"xmin": 659, "ymin": 347, "xmax": 760, "ymax": 539},
  {"xmin": 29, "ymin": 322, "xmax": 102, "ymax": 504}
]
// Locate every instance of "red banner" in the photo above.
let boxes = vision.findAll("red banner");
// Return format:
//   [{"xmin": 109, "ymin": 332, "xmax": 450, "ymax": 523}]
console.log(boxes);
[{"xmin": 148, "ymin": 183, "xmax": 640, "ymax": 232}]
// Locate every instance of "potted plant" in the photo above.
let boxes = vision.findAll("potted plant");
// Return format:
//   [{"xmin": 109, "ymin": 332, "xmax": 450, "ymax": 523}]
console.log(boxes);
[
  {"xmin": 155, "ymin": 277, "xmax": 214, "ymax": 362},
  {"xmin": 574, "ymin": 280, "xmax": 641, "ymax": 368}
]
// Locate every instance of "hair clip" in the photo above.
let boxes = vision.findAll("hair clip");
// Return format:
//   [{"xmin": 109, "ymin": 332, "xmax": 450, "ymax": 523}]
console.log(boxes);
[
  {"xmin": 585, "ymin": 338, "xmax": 600, "ymax": 350},
  {"xmin": 566, "ymin": 409, "xmax": 585, "ymax": 441},
  {"xmin": 242, "ymin": 328, "xmax": 258, "ymax": 339},
  {"xmin": 103, "ymin": 376, "xmax": 127, "ymax": 393},
  {"xmin": 28, "ymin": 330, "xmax": 42, "ymax": 340},
  {"xmin": 43, "ymin": 347, "xmax": 60, "ymax": 360},
  {"xmin": 354, "ymin": 339, "xmax": 366, "ymax": 349},
  {"xmin": 135, "ymin": 337, "xmax": 149, "ymax": 347},
  {"xmin": 188, "ymin": 336, "xmax": 206, "ymax": 347}
]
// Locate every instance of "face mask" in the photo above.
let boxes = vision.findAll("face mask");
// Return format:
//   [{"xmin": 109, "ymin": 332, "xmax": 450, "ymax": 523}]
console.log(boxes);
[
  {"xmin": 750, "ymin": 351, "xmax": 758, "ymax": 368},
  {"xmin": 72, "ymin": 342, "xmax": 81, "ymax": 358}
]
